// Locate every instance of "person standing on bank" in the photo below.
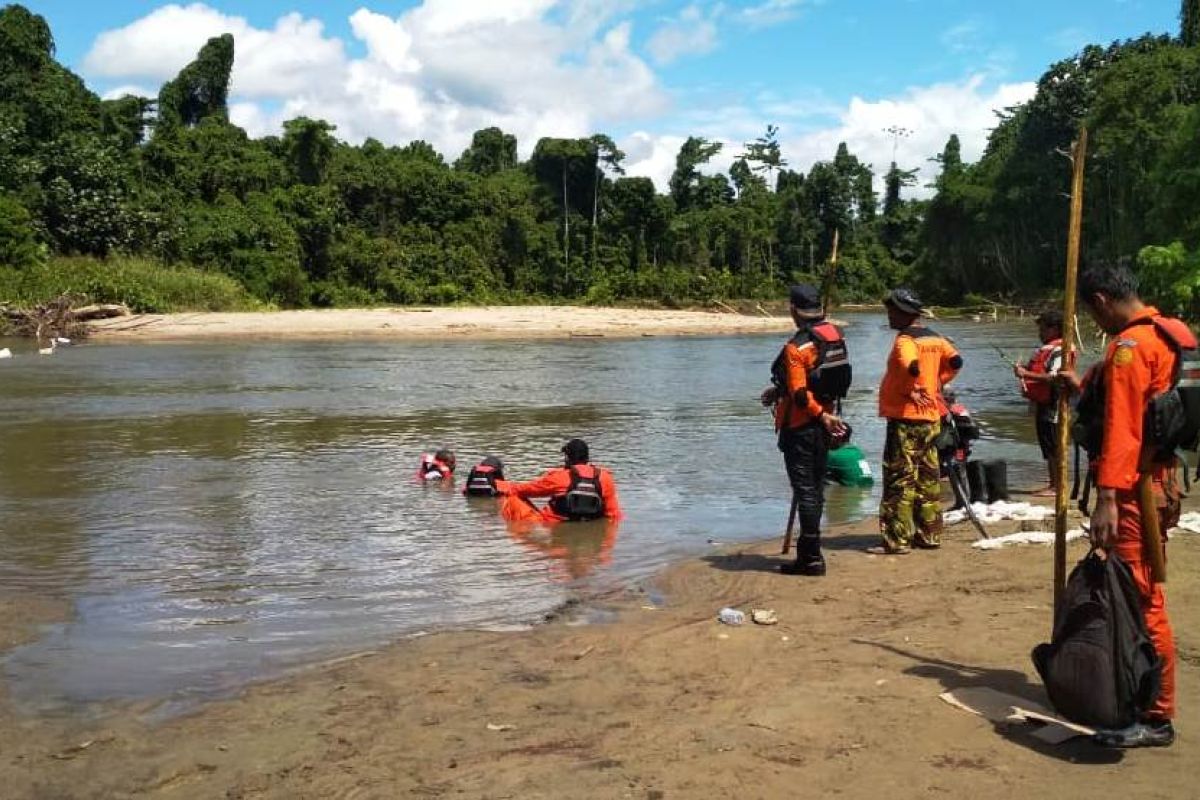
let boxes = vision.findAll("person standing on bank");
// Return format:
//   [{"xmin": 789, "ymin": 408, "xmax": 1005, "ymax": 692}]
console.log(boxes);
[
  {"xmin": 761, "ymin": 284, "xmax": 850, "ymax": 576},
  {"xmin": 1014, "ymin": 310, "xmax": 1065, "ymax": 496},
  {"xmin": 875, "ymin": 289, "xmax": 963, "ymax": 554},
  {"xmin": 1057, "ymin": 263, "xmax": 1190, "ymax": 748}
]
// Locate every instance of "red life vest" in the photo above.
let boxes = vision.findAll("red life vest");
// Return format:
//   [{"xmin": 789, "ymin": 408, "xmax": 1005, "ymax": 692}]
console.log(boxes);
[
  {"xmin": 463, "ymin": 463, "xmax": 502, "ymax": 496},
  {"xmin": 1022, "ymin": 339, "xmax": 1062, "ymax": 406},
  {"xmin": 549, "ymin": 465, "xmax": 606, "ymax": 520},
  {"xmin": 417, "ymin": 454, "xmax": 453, "ymax": 481}
]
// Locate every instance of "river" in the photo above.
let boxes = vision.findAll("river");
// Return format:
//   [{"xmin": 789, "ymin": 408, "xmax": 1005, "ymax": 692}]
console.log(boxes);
[{"xmin": 0, "ymin": 313, "xmax": 1054, "ymax": 713}]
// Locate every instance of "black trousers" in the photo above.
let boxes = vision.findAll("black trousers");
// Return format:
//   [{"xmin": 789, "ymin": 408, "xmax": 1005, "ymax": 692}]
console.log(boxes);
[{"xmin": 779, "ymin": 422, "xmax": 829, "ymax": 540}]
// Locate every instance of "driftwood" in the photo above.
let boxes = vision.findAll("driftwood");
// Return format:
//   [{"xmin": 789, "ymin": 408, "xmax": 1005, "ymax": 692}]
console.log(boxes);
[
  {"xmin": 0, "ymin": 294, "xmax": 128, "ymax": 342},
  {"xmin": 70, "ymin": 303, "xmax": 131, "ymax": 321}
]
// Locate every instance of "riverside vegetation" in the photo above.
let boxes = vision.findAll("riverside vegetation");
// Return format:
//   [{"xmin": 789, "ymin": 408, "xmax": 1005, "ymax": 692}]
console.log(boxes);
[{"xmin": 1, "ymin": 3, "xmax": 1200, "ymax": 315}]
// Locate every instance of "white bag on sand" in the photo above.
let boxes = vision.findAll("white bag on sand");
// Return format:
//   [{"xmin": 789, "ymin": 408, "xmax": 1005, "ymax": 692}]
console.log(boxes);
[
  {"xmin": 971, "ymin": 529, "xmax": 1086, "ymax": 550},
  {"xmin": 945, "ymin": 501, "xmax": 1054, "ymax": 527}
]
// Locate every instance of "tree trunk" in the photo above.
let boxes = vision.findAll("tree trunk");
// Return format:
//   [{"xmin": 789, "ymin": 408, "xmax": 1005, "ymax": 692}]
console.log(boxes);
[
  {"xmin": 591, "ymin": 169, "xmax": 599, "ymax": 274},
  {"xmin": 562, "ymin": 163, "xmax": 570, "ymax": 286}
]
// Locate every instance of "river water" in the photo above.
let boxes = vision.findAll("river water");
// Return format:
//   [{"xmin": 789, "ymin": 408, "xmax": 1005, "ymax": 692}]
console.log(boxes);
[{"xmin": 0, "ymin": 313, "xmax": 1054, "ymax": 712}]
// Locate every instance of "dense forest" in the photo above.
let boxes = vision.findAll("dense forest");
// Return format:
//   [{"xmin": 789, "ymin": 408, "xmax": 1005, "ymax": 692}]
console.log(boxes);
[{"xmin": 1, "ymin": 3, "xmax": 1199, "ymax": 313}]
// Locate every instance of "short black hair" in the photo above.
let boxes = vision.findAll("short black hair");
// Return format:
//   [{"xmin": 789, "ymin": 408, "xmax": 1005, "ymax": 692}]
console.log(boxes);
[
  {"xmin": 1078, "ymin": 262, "xmax": 1139, "ymax": 303},
  {"xmin": 1035, "ymin": 309, "xmax": 1063, "ymax": 329}
]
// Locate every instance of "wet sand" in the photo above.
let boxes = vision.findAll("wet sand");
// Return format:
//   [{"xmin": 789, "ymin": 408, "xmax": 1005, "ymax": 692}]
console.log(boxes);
[
  {"xmin": 3, "ymin": 512, "xmax": 1197, "ymax": 799},
  {"xmin": 84, "ymin": 306, "xmax": 791, "ymax": 342}
]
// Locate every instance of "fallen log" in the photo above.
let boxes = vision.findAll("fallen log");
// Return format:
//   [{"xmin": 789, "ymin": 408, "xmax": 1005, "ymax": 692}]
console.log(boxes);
[{"xmin": 69, "ymin": 303, "xmax": 131, "ymax": 321}]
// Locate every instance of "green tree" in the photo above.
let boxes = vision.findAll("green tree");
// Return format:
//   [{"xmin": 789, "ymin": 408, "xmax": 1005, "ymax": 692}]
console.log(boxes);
[
  {"xmin": 1184, "ymin": 0, "xmax": 1200, "ymax": 46},
  {"xmin": 669, "ymin": 136, "xmax": 722, "ymax": 212},
  {"xmin": 455, "ymin": 127, "xmax": 518, "ymax": 176},
  {"xmin": 157, "ymin": 34, "xmax": 234, "ymax": 130},
  {"xmin": 282, "ymin": 117, "xmax": 336, "ymax": 186}
]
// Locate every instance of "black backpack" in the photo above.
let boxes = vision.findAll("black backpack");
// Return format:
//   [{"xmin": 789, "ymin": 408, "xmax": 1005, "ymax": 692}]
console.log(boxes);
[
  {"xmin": 1031, "ymin": 551, "xmax": 1161, "ymax": 729},
  {"xmin": 551, "ymin": 467, "xmax": 605, "ymax": 520}
]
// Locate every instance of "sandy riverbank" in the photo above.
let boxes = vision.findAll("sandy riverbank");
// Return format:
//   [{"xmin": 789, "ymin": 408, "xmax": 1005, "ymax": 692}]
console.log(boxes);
[
  {"xmin": 3, "ymin": 511, "xmax": 1196, "ymax": 799},
  {"xmin": 83, "ymin": 306, "xmax": 793, "ymax": 343}
]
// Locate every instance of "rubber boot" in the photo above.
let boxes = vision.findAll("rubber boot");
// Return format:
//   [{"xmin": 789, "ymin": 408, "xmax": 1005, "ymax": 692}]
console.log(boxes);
[
  {"xmin": 967, "ymin": 460, "xmax": 989, "ymax": 505},
  {"xmin": 984, "ymin": 460, "xmax": 1009, "ymax": 502},
  {"xmin": 780, "ymin": 535, "xmax": 826, "ymax": 576}
]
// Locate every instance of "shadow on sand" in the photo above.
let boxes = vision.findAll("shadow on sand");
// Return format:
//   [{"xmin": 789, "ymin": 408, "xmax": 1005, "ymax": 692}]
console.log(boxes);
[{"xmin": 853, "ymin": 639, "xmax": 1122, "ymax": 765}]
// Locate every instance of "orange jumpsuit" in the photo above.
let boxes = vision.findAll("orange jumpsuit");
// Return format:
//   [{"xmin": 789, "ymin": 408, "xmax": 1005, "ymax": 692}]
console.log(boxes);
[
  {"xmin": 1096, "ymin": 307, "xmax": 1177, "ymax": 721},
  {"xmin": 497, "ymin": 465, "xmax": 623, "ymax": 524}
]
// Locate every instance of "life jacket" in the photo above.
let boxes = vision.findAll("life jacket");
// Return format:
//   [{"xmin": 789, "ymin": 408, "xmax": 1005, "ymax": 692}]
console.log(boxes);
[
  {"xmin": 1022, "ymin": 339, "xmax": 1062, "ymax": 406},
  {"xmin": 418, "ymin": 454, "xmax": 453, "ymax": 481},
  {"xmin": 1072, "ymin": 315, "xmax": 1200, "ymax": 462},
  {"xmin": 770, "ymin": 321, "xmax": 852, "ymax": 408},
  {"xmin": 463, "ymin": 463, "xmax": 502, "ymax": 497},
  {"xmin": 549, "ymin": 465, "xmax": 606, "ymax": 521}
]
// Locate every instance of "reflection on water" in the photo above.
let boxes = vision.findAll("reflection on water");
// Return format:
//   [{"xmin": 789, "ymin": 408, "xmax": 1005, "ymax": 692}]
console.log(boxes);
[{"xmin": 0, "ymin": 314, "xmax": 1053, "ymax": 710}]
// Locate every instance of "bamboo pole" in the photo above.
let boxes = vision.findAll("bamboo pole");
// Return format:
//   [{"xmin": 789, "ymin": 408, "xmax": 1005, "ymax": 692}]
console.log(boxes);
[
  {"xmin": 821, "ymin": 229, "xmax": 841, "ymax": 317},
  {"xmin": 1054, "ymin": 127, "xmax": 1088, "ymax": 613}
]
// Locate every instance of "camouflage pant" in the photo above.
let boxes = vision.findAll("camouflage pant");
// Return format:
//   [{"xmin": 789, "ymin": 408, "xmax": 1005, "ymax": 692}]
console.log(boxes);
[{"xmin": 879, "ymin": 420, "xmax": 944, "ymax": 551}]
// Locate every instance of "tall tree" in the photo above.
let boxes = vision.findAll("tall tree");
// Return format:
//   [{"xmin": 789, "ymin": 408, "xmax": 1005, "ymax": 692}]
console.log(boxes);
[
  {"xmin": 282, "ymin": 117, "xmax": 336, "ymax": 186},
  {"xmin": 1184, "ymin": 0, "xmax": 1200, "ymax": 46},
  {"xmin": 455, "ymin": 127, "xmax": 517, "ymax": 176},
  {"xmin": 743, "ymin": 124, "xmax": 787, "ymax": 185},
  {"xmin": 589, "ymin": 133, "xmax": 624, "ymax": 271},
  {"xmin": 669, "ymin": 136, "xmax": 722, "ymax": 212},
  {"xmin": 156, "ymin": 34, "xmax": 234, "ymax": 130}
]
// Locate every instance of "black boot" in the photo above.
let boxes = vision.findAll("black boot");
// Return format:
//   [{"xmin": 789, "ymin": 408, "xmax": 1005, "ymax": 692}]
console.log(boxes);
[
  {"xmin": 983, "ymin": 460, "xmax": 1010, "ymax": 502},
  {"xmin": 967, "ymin": 460, "xmax": 989, "ymax": 504},
  {"xmin": 780, "ymin": 536, "xmax": 826, "ymax": 576}
]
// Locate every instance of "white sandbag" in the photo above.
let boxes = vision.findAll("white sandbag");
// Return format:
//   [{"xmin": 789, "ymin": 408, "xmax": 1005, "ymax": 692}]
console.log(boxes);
[{"xmin": 971, "ymin": 529, "xmax": 1086, "ymax": 550}]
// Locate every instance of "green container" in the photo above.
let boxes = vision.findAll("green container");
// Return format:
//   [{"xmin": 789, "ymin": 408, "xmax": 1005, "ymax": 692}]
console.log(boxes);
[{"xmin": 827, "ymin": 444, "xmax": 874, "ymax": 487}]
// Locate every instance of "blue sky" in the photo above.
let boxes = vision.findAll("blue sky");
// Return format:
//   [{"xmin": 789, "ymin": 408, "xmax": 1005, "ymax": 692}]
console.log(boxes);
[{"xmin": 23, "ymin": 0, "xmax": 1178, "ymax": 190}]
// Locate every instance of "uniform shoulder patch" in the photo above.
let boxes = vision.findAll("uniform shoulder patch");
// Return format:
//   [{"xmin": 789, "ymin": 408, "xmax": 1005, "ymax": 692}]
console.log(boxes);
[{"xmin": 1113, "ymin": 345, "xmax": 1135, "ymax": 366}]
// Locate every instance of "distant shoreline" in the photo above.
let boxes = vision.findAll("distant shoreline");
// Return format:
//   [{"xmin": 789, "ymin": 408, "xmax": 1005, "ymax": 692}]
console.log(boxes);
[{"xmin": 83, "ymin": 306, "xmax": 795, "ymax": 343}]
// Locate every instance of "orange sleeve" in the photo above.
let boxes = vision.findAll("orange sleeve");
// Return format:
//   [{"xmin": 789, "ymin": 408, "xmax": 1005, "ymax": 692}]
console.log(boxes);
[
  {"xmin": 939, "ymin": 340, "xmax": 962, "ymax": 386},
  {"xmin": 504, "ymin": 469, "xmax": 570, "ymax": 499},
  {"xmin": 785, "ymin": 342, "xmax": 824, "ymax": 419},
  {"xmin": 601, "ymin": 471, "xmax": 623, "ymax": 520},
  {"xmin": 1096, "ymin": 343, "xmax": 1148, "ymax": 490}
]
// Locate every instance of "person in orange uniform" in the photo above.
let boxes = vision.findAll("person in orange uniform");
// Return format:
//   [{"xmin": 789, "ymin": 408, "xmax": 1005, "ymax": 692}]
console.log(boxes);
[
  {"xmin": 761, "ymin": 284, "xmax": 849, "ymax": 576},
  {"xmin": 876, "ymin": 288, "xmax": 963, "ymax": 554},
  {"xmin": 1058, "ymin": 263, "xmax": 1187, "ymax": 748},
  {"xmin": 497, "ymin": 439, "xmax": 622, "ymax": 524}
]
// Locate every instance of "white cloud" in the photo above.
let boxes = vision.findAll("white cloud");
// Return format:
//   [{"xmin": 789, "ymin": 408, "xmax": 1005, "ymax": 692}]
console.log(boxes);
[
  {"xmin": 623, "ymin": 76, "xmax": 1036, "ymax": 197},
  {"xmin": 780, "ymin": 75, "xmax": 1036, "ymax": 196},
  {"xmin": 737, "ymin": 0, "xmax": 816, "ymax": 29},
  {"xmin": 82, "ymin": 1, "xmax": 666, "ymax": 159},
  {"xmin": 100, "ymin": 84, "xmax": 153, "ymax": 101},
  {"xmin": 646, "ymin": 4, "xmax": 720, "ymax": 65}
]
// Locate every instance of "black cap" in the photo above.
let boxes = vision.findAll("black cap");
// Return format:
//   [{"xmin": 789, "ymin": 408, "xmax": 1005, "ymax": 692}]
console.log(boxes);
[
  {"xmin": 1035, "ymin": 309, "xmax": 1063, "ymax": 329},
  {"xmin": 789, "ymin": 284, "xmax": 824, "ymax": 319},
  {"xmin": 883, "ymin": 288, "xmax": 926, "ymax": 316},
  {"xmin": 561, "ymin": 438, "xmax": 589, "ymax": 464}
]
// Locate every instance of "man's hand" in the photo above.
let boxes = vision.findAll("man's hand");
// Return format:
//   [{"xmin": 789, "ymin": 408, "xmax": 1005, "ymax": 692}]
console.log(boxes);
[
  {"xmin": 1013, "ymin": 364, "xmax": 1029, "ymax": 380},
  {"xmin": 1055, "ymin": 367, "xmax": 1083, "ymax": 396},
  {"xmin": 760, "ymin": 386, "xmax": 780, "ymax": 407},
  {"xmin": 820, "ymin": 412, "xmax": 848, "ymax": 438},
  {"xmin": 1089, "ymin": 490, "xmax": 1119, "ymax": 549},
  {"xmin": 909, "ymin": 385, "xmax": 936, "ymax": 410}
]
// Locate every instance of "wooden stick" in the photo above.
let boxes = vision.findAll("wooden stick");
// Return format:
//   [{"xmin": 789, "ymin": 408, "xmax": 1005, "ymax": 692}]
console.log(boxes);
[
  {"xmin": 821, "ymin": 229, "xmax": 840, "ymax": 317},
  {"xmin": 781, "ymin": 493, "xmax": 799, "ymax": 555},
  {"xmin": 1054, "ymin": 127, "xmax": 1088, "ymax": 613}
]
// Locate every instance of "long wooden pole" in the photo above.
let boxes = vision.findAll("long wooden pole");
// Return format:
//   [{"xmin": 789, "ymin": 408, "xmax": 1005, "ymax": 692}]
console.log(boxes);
[
  {"xmin": 821, "ymin": 229, "xmax": 841, "ymax": 317},
  {"xmin": 1054, "ymin": 127, "xmax": 1088, "ymax": 612}
]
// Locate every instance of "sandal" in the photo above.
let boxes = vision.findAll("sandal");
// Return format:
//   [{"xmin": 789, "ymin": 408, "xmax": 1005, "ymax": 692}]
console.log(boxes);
[{"xmin": 865, "ymin": 545, "xmax": 910, "ymax": 555}]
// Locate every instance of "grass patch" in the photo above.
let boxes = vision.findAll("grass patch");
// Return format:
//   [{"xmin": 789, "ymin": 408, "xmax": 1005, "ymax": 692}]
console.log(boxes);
[{"xmin": 0, "ymin": 257, "xmax": 261, "ymax": 313}]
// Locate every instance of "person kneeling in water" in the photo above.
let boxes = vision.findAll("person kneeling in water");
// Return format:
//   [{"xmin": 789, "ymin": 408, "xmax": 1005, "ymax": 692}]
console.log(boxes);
[
  {"xmin": 497, "ymin": 439, "xmax": 622, "ymax": 523},
  {"xmin": 463, "ymin": 456, "xmax": 505, "ymax": 497},
  {"xmin": 417, "ymin": 449, "xmax": 456, "ymax": 482}
]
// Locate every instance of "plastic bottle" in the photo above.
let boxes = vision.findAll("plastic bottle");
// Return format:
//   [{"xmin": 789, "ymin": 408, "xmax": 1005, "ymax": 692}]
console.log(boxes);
[{"xmin": 718, "ymin": 607, "xmax": 745, "ymax": 626}]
